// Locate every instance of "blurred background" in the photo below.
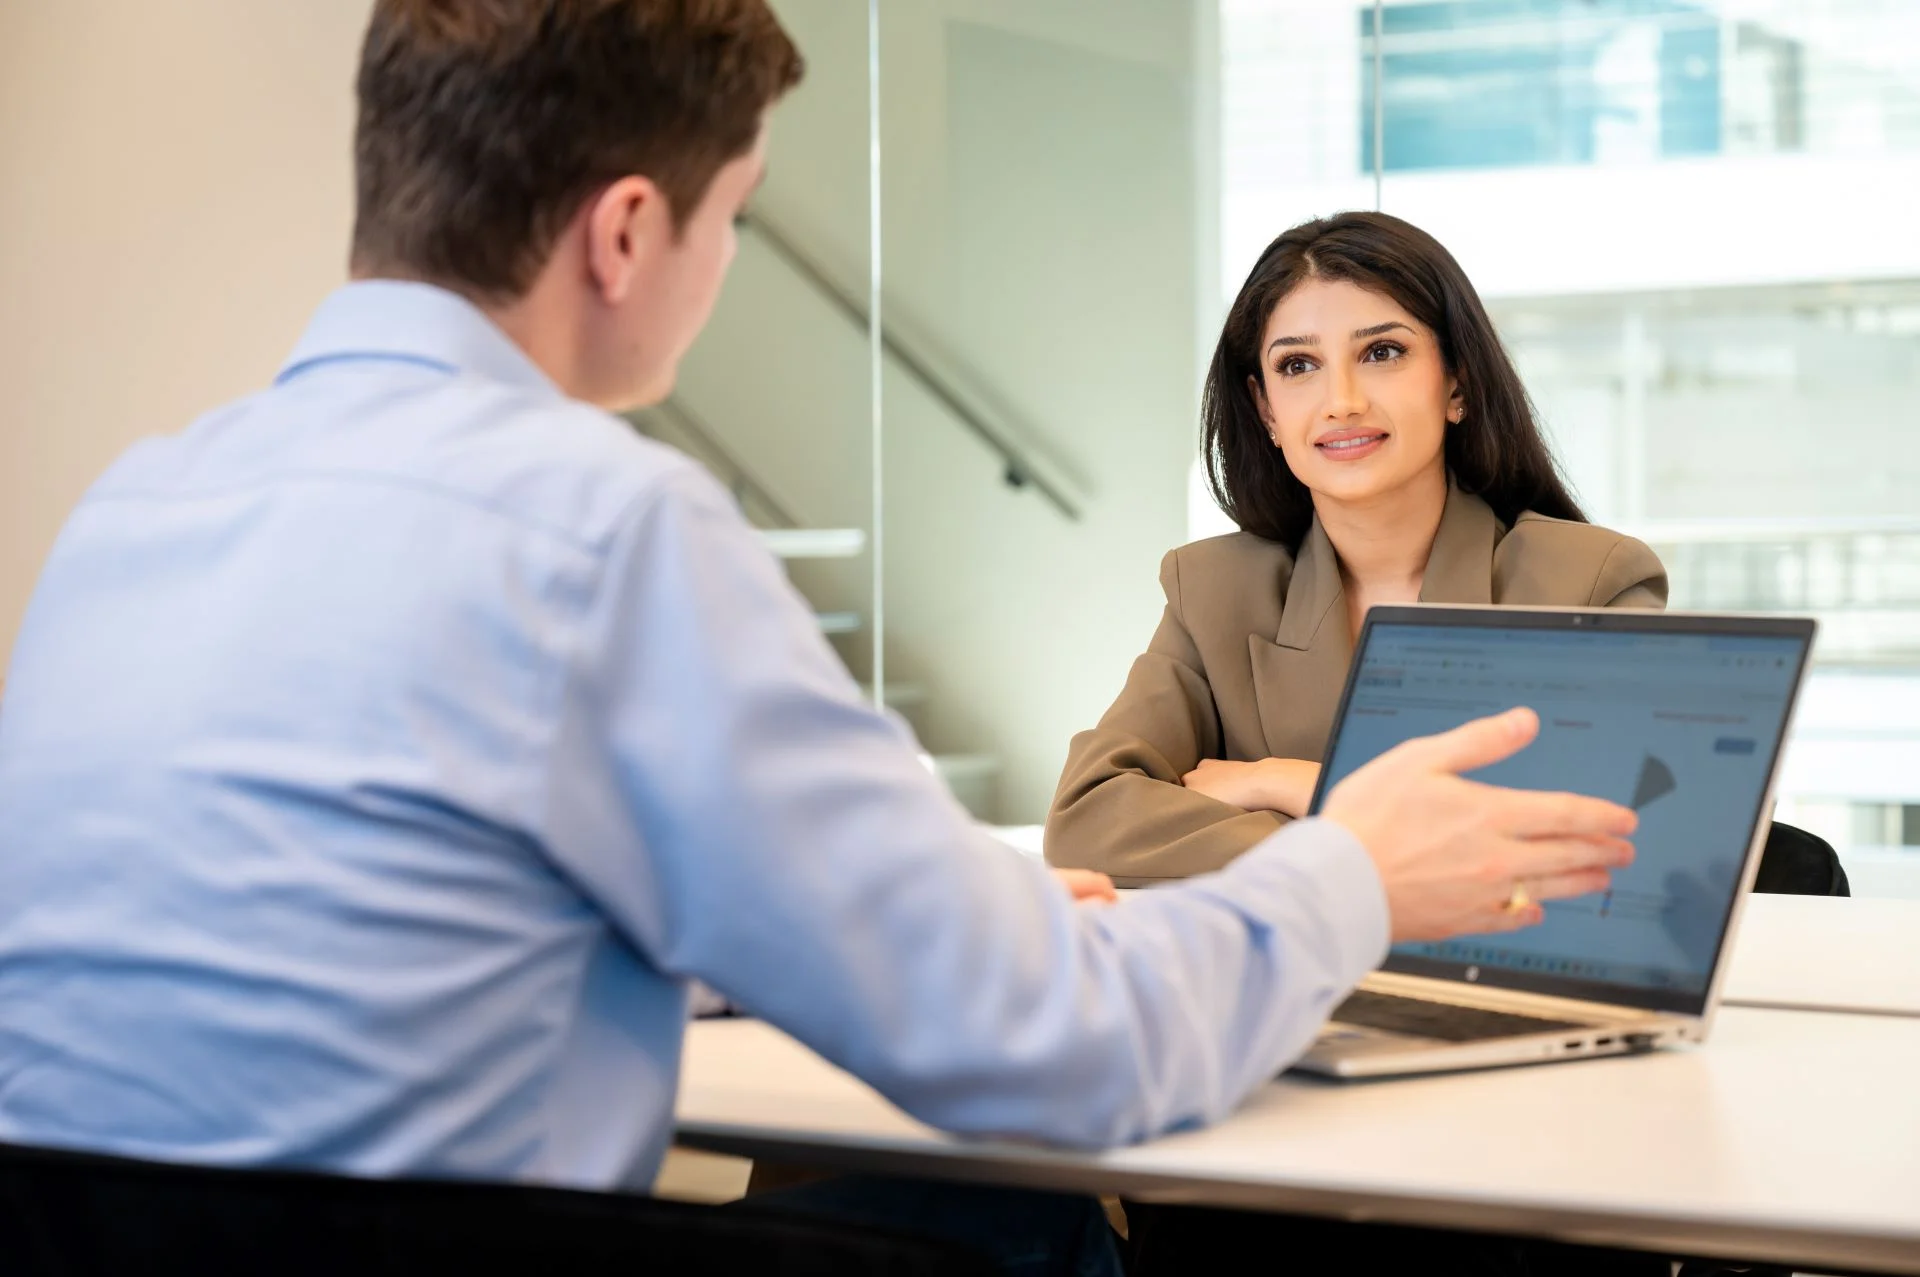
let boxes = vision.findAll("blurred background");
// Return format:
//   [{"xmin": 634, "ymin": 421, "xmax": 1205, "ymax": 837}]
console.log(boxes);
[{"xmin": 3, "ymin": 0, "xmax": 1918, "ymax": 895}]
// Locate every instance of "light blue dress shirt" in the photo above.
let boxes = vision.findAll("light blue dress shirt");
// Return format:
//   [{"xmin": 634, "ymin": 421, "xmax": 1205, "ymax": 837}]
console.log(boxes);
[{"xmin": 0, "ymin": 282, "xmax": 1388, "ymax": 1190}]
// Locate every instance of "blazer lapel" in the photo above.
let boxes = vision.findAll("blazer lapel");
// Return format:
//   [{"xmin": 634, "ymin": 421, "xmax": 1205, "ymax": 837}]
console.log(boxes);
[
  {"xmin": 1419, "ymin": 487, "xmax": 1499, "ymax": 604},
  {"xmin": 1245, "ymin": 488, "xmax": 1503, "ymax": 764},
  {"xmin": 1249, "ymin": 519, "xmax": 1352, "ymax": 763}
]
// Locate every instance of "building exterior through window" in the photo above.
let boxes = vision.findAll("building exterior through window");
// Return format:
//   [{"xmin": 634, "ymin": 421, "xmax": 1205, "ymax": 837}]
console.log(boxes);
[{"xmin": 1216, "ymin": 0, "xmax": 1920, "ymax": 893}]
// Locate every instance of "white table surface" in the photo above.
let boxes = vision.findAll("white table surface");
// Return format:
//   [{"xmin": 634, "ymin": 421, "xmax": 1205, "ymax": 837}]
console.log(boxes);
[
  {"xmin": 1724, "ymin": 893, "xmax": 1920, "ymax": 1017},
  {"xmin": 677, "ymin": 1009, "xmax": 1920, "ymax": 1274}
]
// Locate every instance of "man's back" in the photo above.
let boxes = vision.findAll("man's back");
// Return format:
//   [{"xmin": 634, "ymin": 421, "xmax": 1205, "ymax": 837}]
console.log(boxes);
[
  {"xmin": 0, "ymin": 9, "xmax": 1651, "ymax": 1266},
  {"xmin": 0, "ymin": 282, "xmax": 1394, "ymax": 1190},
  {"xmin": 0, "ymin": 283, "xmax": 704, "ymax": 1185}
]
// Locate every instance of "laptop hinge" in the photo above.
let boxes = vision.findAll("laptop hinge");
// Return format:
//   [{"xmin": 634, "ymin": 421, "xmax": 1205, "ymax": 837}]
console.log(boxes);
[{"xmin": 1358, "ymin": 969, "xmax": 1683, "ymax": 1024}]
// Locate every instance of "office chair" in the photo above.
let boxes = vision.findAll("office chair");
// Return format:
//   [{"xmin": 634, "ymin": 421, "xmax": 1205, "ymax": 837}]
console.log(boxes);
[
  {"xmin": 0, "ymin": 1138, "xmax": 994, "ymax": 1277},
  {"xmin": 1755, "ymin": 821, "xmax": 1850, "ymax": 896}
]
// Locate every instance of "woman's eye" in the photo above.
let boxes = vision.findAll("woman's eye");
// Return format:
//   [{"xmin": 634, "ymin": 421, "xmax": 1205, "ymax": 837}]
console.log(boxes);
[
  {"xmin": 1363, "ymin": 341, "xmax": 1406, "ymax": 363},
  {"xmin": 1278, "ymin": 356, "xmax": 1314, "ymax": 377}
]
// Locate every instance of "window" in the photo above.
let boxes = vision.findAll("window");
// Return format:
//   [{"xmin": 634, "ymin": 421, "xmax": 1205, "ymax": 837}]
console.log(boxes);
[{"xmin": 1221, "ymin": 0, "xmax": 1920, "ymax": 895}]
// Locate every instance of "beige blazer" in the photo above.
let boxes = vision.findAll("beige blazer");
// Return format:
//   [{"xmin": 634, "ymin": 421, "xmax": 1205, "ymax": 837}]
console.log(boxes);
[{"xmin": 1045, "ymin": 488, "xmax": 1668, "ymax": 884}]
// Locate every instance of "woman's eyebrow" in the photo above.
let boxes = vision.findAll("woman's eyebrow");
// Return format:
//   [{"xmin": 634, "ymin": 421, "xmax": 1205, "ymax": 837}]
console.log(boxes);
[{"xmin": 1267, "ymin": 320, "xmax": 1412, "ymax": 356}]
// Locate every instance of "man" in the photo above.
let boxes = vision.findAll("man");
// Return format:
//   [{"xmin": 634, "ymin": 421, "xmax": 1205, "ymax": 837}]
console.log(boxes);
[{"xmin": 0, "ymin": 0, "xmax": 1634, "ymax": 1263}]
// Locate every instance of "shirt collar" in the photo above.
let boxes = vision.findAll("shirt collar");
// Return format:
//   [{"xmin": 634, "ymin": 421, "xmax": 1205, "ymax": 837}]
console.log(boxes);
[{"xmin": 276, "ymin": 280, "xmax": 564, "ymax": 400}]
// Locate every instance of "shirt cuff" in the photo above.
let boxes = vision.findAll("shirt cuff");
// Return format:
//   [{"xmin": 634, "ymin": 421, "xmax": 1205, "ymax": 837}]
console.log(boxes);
[{"xmin": 1236, "ymin": 816, "xmax": 1392, "ymax": 990}]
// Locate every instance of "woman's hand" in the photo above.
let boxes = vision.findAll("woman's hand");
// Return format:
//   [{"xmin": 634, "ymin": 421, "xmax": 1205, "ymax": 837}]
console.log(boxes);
[
  {"xmin": 1051, "ymin": 867, "xmax": 1118, "ymax": 905},
  {"xmin": 1181, "ymin": 757, "xmax": 1321, "ymax": 818}
]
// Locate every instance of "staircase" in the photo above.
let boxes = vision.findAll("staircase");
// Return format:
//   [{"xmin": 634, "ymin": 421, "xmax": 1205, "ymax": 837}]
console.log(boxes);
[
  {"xmin": 627, "ymin": 401, "xmax": 1003, "ymax": 822},
  {"xmin": 624, "ymin": 209, "xmax": 1093, "ymax": 831}
]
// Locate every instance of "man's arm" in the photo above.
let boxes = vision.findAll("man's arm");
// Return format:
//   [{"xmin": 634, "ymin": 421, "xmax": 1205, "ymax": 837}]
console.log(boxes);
[{"xmin": 539, "ymin": 465, "xmax": 1389, "ymax": 1147}]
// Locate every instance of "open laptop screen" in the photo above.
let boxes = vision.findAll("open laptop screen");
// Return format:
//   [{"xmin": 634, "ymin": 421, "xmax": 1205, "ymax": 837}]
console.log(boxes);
[{"xmin": 1309, "ymin": 609, "xmax": 1813, "ymax": 1016}]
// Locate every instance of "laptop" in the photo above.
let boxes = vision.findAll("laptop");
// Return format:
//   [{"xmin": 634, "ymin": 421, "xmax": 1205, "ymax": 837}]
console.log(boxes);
[{"xmin": 1293, "ymin": 604, "xmax": 1816, "ymax": 1079}]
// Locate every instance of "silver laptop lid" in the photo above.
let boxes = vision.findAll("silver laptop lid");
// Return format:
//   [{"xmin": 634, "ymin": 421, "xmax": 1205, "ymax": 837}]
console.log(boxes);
[{"xmin": 1307, "ymin": 605, "xmax": 1816, "ymax": 1018}]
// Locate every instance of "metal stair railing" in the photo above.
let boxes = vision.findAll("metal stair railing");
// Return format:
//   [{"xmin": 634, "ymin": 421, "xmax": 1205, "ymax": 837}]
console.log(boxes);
[
  {"xmin": 638, "ymin": 396, "xmax": 803, "ymax": 530},
  {"xmin": 737, "ymin": 208, "xmax": 1082, "ymax": 523}
]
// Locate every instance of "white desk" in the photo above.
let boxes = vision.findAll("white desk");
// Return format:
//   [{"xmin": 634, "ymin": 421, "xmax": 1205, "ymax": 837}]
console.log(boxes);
[
  {"xmin": 677, "ymin": 1010, "xmax": 1920, "ymax": 1274},
  {"xmin": 1724, "ymin": 894, "xmax": 1920, "ymax": 1017}
]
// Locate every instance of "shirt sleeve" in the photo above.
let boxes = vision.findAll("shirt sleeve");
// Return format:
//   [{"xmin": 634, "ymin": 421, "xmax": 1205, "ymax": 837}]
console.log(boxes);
[{"xmin": 540, "ymin": 465, "xmax": 1389, "ymax": 1148}]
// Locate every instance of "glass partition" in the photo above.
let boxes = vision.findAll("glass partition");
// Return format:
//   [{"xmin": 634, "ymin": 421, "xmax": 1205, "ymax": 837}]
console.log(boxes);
[
  {"xmin": 872, "ymin": 0, "xmax": 1215, "ymax": 828},
  {"xmin": 635, "ymin": 0, "xmax": 884, "ymax": 716}
]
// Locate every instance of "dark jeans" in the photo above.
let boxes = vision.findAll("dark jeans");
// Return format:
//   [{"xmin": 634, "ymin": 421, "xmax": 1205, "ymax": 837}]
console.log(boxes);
[
  {"xmin": 1124, "ymin": 1202, "xmax": 1788, "ymax": 1277},
  {"xmin": 2, "ymin": 1136, "xmax": 1001, "ymax": 1277},
  {"xmin": 746, "ymin": 1176, "xmax": 1789, "ymax": 1277},
  {"xmin": 744, "ymin": 1175, "xmax": 1125, "ymax": 1277}
]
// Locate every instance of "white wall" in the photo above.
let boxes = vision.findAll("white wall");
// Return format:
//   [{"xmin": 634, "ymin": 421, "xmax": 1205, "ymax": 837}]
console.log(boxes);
[{"xmin": 0, "ymin": 1, "xmax": 372, "ymax": 670}]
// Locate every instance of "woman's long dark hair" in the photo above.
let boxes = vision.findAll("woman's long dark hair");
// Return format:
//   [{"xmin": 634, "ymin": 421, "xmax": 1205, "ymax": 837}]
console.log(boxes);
[{"xmin": 1201, "ymin": 211, "xmax": 1584, "ymax": 549}]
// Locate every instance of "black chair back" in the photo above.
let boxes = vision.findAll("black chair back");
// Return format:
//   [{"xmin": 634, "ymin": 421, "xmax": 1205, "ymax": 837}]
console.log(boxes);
[
  {"xmin": 0, "ymin": 1139, "xmax": 993, "ymax": 1276},
  {"xmin": 1754, "ymin": 821, "xmax": 1850, "ymax": 897}
]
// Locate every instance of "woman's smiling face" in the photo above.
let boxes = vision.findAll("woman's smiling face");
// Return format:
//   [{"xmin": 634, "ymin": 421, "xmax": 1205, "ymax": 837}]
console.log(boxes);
[{"xmin": 1249, "ymin": 276, "xmax": 1461, "ymax": 510}]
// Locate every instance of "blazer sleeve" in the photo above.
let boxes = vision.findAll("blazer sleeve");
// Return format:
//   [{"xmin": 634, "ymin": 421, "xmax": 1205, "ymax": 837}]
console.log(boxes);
[
  {"xmin": 1588, "ymin": 535, "xmax": 1669, "ymax": 609},
  {"xmin": 1046, "ymin": 550, "xmax": 1284, "ymax": 885}
]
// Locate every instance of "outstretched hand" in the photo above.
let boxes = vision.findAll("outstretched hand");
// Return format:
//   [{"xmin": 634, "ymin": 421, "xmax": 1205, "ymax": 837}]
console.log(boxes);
[{"xmin": 1321, "ymin": 707, "xmax": 1637, "ymax": 942}]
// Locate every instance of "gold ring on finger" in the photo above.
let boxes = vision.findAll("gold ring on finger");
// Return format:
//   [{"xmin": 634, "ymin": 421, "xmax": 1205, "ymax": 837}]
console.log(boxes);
[{"xmin": 1504, "ymin": 881, "xmax": 1533, "ymax": 914}]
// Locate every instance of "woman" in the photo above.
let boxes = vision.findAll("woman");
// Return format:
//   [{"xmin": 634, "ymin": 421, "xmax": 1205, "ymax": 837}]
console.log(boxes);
[{"xmin": 1047, "ymin": 211, "xmax": 1665, "ymax": 884}]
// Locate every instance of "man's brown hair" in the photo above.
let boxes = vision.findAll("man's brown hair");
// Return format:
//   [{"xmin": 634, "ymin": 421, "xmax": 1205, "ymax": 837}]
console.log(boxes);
[{"xmin": 350, "ymin": 0, "xmax": 804, "ymax": 299}]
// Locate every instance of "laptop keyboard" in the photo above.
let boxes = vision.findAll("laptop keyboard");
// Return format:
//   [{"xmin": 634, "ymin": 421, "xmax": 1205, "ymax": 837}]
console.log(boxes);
[{"xmin": 1331, "ymin": 989, "xmax": 1587, "ymax": 1043}]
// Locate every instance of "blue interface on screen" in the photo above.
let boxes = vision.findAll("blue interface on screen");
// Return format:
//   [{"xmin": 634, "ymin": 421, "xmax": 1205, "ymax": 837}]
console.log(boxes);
[{"xmin": 1318, "ymin": 623, "xmax": 1803, "ymax": 995}]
